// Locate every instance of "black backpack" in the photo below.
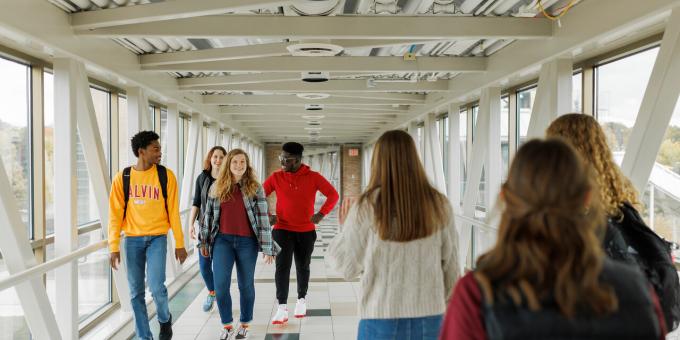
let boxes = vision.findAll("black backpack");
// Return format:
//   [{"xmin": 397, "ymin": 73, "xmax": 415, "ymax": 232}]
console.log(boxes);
[
  {"xmin": 122, "ymin": 165, "xmax": 168, "ymax": 221},
  {"xmin": 609, "ymin": 202, "xmax": 680, "ymax": 331}
]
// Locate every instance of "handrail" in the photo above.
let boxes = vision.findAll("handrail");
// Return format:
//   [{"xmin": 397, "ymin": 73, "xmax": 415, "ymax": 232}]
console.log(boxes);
[
  {"xmin": 453, "ymin": 213, "xmax": 497, "ymax": 233},
  {"xmin": 0, "ymin": 208, "xmax": 192, "ymax": 293},
  {"xmin": 0, "ymin": 240, "xmax": 107, "ymax": 293}
]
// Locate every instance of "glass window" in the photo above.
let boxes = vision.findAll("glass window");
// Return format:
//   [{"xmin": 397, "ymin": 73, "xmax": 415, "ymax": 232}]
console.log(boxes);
[
  {"xmin": 0, "ymin": 57, "xmax": 31, "ymax": 236},
  {"xmin": 118, "ymin": 95, "xmax": 128, "ymax": 169},
  {"xmin": 44, "ymin": 72, "xmax": 55, "ymax": 235},
  {"xmin": 76, "ymin": 88, "xmax": 110, "ymax": 226},
  {"xmin": 517, "ymin": 86, "xmax": 537, "ymax": 147},
  {"xmin": 596, "ymin": 47, "xmax": 659, "ymax": 153},
  {"xmin": 148, "ymin": 104, "xmax": 156, "ymax": 131},
  {"xmin": 460, "ymin": 109, "xmax": 468, "ymax": 200},
  {"xmin": 573, "ymin": 72, "xmax": 583, "ymax": 113},
  {"xmin": 646, "ymin": 96, "xmax": 680, "ymax": 245},
  {"xmin": 501, "ymin": 96, "xmax": 510, "ymax": 177},
  {"xmin": 442, "ymin": 116, "xmax": 449, "ymax": 187},
  {"xmin": 160, "ymin": 108, "xmax": 167, "ymax": 165},
  {"xmin": 471, "ymin": 105, "xmax": 479, "ymax": 141}
]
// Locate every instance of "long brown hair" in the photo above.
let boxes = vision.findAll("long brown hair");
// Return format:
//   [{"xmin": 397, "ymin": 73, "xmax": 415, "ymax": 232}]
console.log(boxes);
[
  {"xmin": 212, "ymin": 148, "xmax": 259, "ymax": 201},
  {"xmin": 203, "ymin": 146, "xmax": 227, "ymax": 172},
  {"xmin": 475, "ymin": 138, "xmax": 617, "ymax": 318},
  {"xmin": 359, "ymin": 130, "xmax": 449, "ymax": 241},
  {"xmin": 546, "ymin": 114, "xmax": 640, "ymax": 217}
]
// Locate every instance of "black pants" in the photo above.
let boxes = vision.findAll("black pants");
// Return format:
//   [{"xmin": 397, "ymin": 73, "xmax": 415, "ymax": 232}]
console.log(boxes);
[{"xmin": 272, "ymin": 229, "xmax": 317, "ymax": 304}]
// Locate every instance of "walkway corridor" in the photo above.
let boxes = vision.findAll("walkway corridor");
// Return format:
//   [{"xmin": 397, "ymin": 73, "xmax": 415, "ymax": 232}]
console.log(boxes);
[{"xmin": 170, "ymin": 209, "xmax": 359, "ymax": 340}]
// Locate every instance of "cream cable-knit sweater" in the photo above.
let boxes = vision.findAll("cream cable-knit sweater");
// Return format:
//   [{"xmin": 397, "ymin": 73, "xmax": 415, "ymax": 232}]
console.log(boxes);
[{"xmin": 328, "ymin": 199, "xmax": 459, "ymax": 319}]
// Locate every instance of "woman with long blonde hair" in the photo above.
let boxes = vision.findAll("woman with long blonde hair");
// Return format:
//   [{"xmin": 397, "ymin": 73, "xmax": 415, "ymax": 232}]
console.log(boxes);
[
  {"xmin": 547, "ymin": 113, "xmax": 680, "ymax": 331},
  {"xmin": 199, "ymin": 148, "xmax": 279, "ymax": 340},
  {"xmin": 439, "ymin": 138, "xmax": 664, "ymax": 339},
  {"xmin": 329, "ymin": 130, "xmax": 459, "ymax": 340}
]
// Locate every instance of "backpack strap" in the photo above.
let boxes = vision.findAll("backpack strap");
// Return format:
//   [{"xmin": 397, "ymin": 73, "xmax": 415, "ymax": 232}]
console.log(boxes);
[
  {"xmin": 156, "ymin": 164, "xmax": 169, "ymax": 215},
  {"xmin": 122, "ymin": 167, "xmax": 132, "ymax": 221}
]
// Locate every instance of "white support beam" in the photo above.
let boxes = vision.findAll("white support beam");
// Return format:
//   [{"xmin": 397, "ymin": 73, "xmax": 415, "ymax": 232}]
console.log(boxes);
[
  {"xmin": 178, "ymin": 72, "xmax": 396, "ymax": 87},
  {"xmin": 53, "ymin": 58, "xmax": 79, "ymax": 340},
  {"xmin": 207, "ymin": 124, "xmax": 219, "ymax": 150},
  {"xmin": 166, "ymin": 104, "xmax": 180, "ymax": 174},
  {"xmin": 126, "ymin": 87, "xmax": 151, "ymax": 163},
  {"xmin": 447, "ymin": 103, "xmax": 463, "ymax": 211},
  {"xmin": 408, "ymin": 121, "xmax": 421, "ymax": 160},
  {"xmin": 526, "ymin": 59, "xmax": 573, "ymax": 139},
  {"xmin": 222, "ymin": 128, "xmax": 233, "ymax": 150},
  {"xmin": 219, "ymin": 106, "xmax": 408, "ymax": 115},
  {"xmin": 373, "ymin": 0, "xmax": 680, "ymax": 142},
  {"xmin": 71, "ymin": 0, "xmax": 293, "ymax": 29},
  {"xmin": 142, "ymin": 56, "xmax": 486, "ymax": 73},
  {"xmin": 143, "ymin": 39, "xmax": 460, "ymax": 66},
  {"xmin": 77, "ymin": 16, "xmax": 553, "ymax": 40},
  {"xmin": 204, "ymin": 95, "xmax": 424, "ymax": 106},
  {"xmin": 183, "ymin": 79, "xmax": 450, "ymax": 93},
  {"xmin": 480, "ymin": 87, "xmax": 502, "ymax": 210},
  {"xmin": 426, "ymin": 112, "xmax": 447, "ymax": 194},
  {"xmin": 179, "ymin": 113, "xmax": 203, "ymax": 250},
  {"xmin": 459, "ymin": 87, "xmax": 497, "ymax": 271},
  {"xmin": 74, "ymin": 62, "xmax": 132, "ymax": 311},
  {"xmin": 622, "ymin": 8, "xmax": 680, "ymax": 192}
]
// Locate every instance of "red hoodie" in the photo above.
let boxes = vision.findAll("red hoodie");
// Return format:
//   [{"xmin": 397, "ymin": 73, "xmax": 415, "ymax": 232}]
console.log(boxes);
[{"xmin": 263, "ymin": 164, "xmax": 339, "ymax": 232}]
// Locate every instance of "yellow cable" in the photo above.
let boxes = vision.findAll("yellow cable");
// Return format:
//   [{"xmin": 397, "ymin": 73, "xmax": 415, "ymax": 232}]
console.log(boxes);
[{"xmin": 537, "ymin": 0, "xmax": 577, "ymax": 21}]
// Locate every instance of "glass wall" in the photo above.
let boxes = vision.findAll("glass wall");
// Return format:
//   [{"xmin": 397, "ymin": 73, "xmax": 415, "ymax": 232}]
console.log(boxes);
[
  {"xmin": 596, "ymin": 47, "xmax": 659, "ymax": 153},
  {"xmin": 573, "ymin": 72, "xmax": 583, "ymax": 112},
  {"xmin": 501, "ymin": 95, "xmax": 510, "ymax": 177},
  {"xmin": 0, "ymin": 56, "xmax": 31, "ymax": 340},
  {"xmin": 516, "ymin": 86, "xmax": 537, "ymax": 147}
]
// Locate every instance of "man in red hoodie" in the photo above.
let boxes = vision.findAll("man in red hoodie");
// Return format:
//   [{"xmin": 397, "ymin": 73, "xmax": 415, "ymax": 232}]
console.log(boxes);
[{"xmin": 264, "ymin": 142, "xmax": 339, "ymax": 324}]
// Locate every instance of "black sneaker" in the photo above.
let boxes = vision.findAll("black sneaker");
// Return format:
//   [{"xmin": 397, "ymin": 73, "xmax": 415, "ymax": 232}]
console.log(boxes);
[
  {"xmin": 159, "ymin": 313, "xmax": 173, "ymax": 340},
  {"xmin": 235, "ymin": 326, "xmax": 248, "ymax": 339}
]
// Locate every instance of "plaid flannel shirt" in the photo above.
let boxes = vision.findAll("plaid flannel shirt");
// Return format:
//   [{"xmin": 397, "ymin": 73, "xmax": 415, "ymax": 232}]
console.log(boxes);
[{"xmin": 199, "ymin": 183, "xmax": 279, "ymax": 256}]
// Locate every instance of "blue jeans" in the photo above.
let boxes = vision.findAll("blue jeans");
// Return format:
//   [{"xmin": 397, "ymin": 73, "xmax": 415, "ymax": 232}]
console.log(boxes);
[
  {"xmin": 212, "ymin": 234, "xmax": 259, "ymax": 325},
  {"xmin": 199, "ymin": 251, "xmax": 215, "ymax": 292},
  {"xmin": 358, "ymin": 315, "xmax": 443, "ymax": 340},
  {"xmin": 125, "ymin": 235, "xmax": 171, "ymax": 340}
]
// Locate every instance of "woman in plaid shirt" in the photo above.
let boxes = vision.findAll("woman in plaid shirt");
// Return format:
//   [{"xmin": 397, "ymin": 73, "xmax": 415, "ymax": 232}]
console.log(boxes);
[{"xmin": 199, "ymin": 148, "xmax": 279, "ymax": 340}]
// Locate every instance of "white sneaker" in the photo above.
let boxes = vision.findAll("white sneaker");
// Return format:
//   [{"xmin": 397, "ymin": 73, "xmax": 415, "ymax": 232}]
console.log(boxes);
[
  {"xmin": 271, "ymin": 304, "xmax": 288, "ymax": 325},
  {"xmin": 219, "ymin": 326, "xmax": 235, "ymax": 340},
  {"xmin": 294, "ymin": 298, "xmax": 307, "ymax": 318}
]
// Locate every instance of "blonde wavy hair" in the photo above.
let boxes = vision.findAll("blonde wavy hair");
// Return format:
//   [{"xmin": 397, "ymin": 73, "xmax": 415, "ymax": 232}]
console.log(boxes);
[
  {"xmin": 546, "ymin": 114, "xmax": 640, "ymax": 217},
  {"xmin": 212, "ymin": 148, "xmax": 259, "ymax": 201},
  {"xmin": 476, "ymin": 138, "xmax": 617, "ymax": 318}
]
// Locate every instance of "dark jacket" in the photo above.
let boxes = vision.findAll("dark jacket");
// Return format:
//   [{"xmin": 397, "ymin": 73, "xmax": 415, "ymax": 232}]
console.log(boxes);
[{"xmin": 481, "ymin": 259, "xmax": 663, "ymax": 339}]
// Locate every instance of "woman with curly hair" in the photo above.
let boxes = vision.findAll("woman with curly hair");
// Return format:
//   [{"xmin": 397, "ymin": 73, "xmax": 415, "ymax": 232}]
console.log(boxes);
[
  {"xmin": 199, "ymin": 148, "xmax": 279, "ymax": 340},
  {"xmin": 439, "ymin": 138, "xmax": 665, "ymax": 339},
  {"xmin": 546, "ymin": 113, "xmax": 680, "ymax": 331}
]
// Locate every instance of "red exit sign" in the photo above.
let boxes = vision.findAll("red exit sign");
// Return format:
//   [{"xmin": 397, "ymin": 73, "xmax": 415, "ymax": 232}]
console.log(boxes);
[{"xmin": 348, "ymin": 148, "xmax": 359, "ymax": 157}]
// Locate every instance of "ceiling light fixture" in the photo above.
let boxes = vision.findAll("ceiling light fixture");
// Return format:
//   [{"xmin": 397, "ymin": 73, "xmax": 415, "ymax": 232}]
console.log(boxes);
[{"xmin": 297, "ymin": 93, "xmax": 331, "ymax": 100}]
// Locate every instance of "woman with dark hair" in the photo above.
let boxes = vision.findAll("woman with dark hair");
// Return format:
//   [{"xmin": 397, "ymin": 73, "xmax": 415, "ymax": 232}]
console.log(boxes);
[
  {"xmin": 200, "ymin": 148, "xmax": 278, "ymax": 340},
  {"xmin": 188, "ymin": 146, "xmax": 226, "ymax": 312},
  {"xmin": 329, "ymin": 129, "xmax": 459, "ymax": 340},
  {"xmin": 439, "ymin": 138, "xmax": 665, "ymax": 339}
]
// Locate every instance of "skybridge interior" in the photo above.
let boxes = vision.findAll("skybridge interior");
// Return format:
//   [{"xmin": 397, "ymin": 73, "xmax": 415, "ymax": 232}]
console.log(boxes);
[{"xmin": 1, "ymin": 0, "xmax": 680, "ymax": 339}]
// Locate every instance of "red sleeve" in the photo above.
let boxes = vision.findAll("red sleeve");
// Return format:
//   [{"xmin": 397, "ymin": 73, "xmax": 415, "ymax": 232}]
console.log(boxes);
[
  {"xmin": 316, "ymin": 173, "xmax": 339, "ymax": 215},
  {"xmin": 650, "ymin": 287, "xmax": 667, "ymax": 338},
  {"xmin": 263, "ymin": 174, "xmax": 275, "ymax": 196},
  {"xmin": 439, "ymin": 273, "xmax": 486, "ymax": 340}
]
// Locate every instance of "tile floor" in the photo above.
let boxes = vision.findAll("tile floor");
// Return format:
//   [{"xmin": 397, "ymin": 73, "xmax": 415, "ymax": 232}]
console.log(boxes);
[{"xmin": 169, "ymin": 209, "xmax": 359, "ymax": 340}]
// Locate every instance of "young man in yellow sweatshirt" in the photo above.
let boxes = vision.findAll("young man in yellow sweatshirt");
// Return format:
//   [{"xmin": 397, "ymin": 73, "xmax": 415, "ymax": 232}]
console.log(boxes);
[{"xmin": 108, "ymin": 131, "xmax": 187, "ymax": 340}]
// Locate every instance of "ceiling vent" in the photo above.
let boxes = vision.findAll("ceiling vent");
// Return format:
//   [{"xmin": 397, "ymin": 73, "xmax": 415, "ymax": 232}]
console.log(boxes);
[
  {"xmin": 301, "ymin": 71, "xmax": 330, "ymax": 83},
  {"xmin": 297, "ymin": 93, "xmax": 330, "ymax": 100},
  {"xmin": 305, "ymin": 104, "xmax": 324, "ymax": 111},
  {"xmin": 288, "ymin": 42, "xmax": 343, "ymax": 57}
]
